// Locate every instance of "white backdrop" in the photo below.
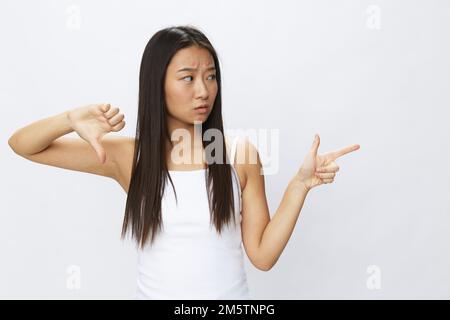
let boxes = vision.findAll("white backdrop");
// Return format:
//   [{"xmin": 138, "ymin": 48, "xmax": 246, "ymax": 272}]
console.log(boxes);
[{"xmin": 1, "ymin": 0, "xmax": 450, "ymax": 299}]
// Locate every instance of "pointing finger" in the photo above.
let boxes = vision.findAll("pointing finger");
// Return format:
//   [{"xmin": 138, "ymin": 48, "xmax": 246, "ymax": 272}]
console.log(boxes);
[{"xmin": 326, "ymin": 144, "xmax": 360, "ymax": 160}]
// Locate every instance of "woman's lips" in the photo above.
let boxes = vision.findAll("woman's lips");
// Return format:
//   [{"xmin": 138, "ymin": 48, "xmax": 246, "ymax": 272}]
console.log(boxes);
[{"xmin": 194, "ymin": 106, "xmax": 209, "ymax": 113}]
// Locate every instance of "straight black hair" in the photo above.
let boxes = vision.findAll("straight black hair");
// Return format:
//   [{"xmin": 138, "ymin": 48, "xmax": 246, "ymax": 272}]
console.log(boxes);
[{"xmin": 121, "ymin": 25, "xmax": 236, "ymax": 249}]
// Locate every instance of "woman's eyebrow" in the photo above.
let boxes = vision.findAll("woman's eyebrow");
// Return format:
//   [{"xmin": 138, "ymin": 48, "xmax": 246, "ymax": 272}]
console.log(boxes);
[{"xmin": 176, "ymin": 66, "xmax": 216, "ymax": 73}]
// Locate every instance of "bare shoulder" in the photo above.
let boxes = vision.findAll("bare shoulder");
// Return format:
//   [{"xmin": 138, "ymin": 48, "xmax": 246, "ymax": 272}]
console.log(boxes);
[{"xmin": 225, "ymin": 136, "xmax": 261, "ymax": 191}]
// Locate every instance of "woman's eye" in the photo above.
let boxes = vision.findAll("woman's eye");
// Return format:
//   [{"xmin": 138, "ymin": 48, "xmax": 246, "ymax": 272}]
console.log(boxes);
[{"xmin": 182, "ymin": 74, "xmax": 216, "ymax": 82}]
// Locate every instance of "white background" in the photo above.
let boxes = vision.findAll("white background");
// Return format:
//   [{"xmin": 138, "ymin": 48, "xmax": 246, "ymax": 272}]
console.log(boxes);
[{"xmin": 1, "ymin": 0, "xmax": 449, "ymax": 299}]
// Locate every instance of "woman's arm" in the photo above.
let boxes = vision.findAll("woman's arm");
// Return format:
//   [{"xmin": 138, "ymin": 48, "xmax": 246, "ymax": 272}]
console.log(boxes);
[
  {"xmin": 240, "ymin": 138, "xmax": 309, "ymax": 271},
  {"xmin": 7, "ymin": 104, "xmax": 127, "ymax": 180},
  {"xmin": 8, "ymin": 110, "xmax": 73, "ymax": 155},
  {"xmin": 255, "ymin": 178, "xmax": 309, "ymax": 271},
  {"xmin": 241, "ymin": 135, "xmax": 359, "ymax": 271}
]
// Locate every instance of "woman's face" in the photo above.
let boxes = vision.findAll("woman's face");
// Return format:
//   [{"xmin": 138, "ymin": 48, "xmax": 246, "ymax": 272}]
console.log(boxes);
[{"xmin": 164, "ymin": 45, "xmax": 218, "ymax": 125}]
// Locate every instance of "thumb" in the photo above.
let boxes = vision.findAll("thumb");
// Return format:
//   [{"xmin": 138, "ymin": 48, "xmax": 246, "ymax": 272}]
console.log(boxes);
[
  {"xmin": 90, "ymin": 138, "xmax": 106, "ymax": 164},
  {"xmin": 310, "ymin": 134, "xmax": 320, "ymax": 156}
]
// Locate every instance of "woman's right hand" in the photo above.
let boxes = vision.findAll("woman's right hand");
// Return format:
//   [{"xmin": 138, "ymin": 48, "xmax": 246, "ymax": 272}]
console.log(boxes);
[{"xmin": 67, "ymin": 103, "xmax": 126, "ymax": 164}]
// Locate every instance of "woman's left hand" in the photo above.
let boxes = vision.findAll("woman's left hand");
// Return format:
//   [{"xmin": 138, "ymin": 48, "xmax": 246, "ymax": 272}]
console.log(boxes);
[{"xmin": 295, "ymin": 134, "xmax": 360, "ymax": 192}]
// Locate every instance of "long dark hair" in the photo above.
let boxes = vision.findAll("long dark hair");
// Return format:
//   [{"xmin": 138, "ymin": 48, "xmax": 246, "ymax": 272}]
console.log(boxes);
[{"xmin": 121, "ymin": 25, "xmax": 236, "ymax": 249}]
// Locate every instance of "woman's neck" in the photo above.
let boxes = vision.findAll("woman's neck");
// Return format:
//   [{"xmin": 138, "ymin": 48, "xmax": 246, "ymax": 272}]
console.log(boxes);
[{"xmin": 165, "ymin": 125, "xmax": 205, "ymax": 168}]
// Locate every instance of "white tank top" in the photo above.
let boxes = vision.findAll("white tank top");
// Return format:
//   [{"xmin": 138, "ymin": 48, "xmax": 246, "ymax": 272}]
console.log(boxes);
[{"xmin": 134, "ymin": 138, "xmax": 251, "ymax": 299}]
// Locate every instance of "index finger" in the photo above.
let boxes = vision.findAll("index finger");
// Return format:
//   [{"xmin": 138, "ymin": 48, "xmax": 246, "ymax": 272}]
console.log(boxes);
[{"xmin": 326, "ymin": 144, "xmax": 360, "ymax": 160}]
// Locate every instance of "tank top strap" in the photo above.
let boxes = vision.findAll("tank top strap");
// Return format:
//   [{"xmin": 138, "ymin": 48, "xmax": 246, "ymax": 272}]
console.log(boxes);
[
  {"xmin": 225, "ymin": 136, "xmax": 243, "ymax": 213},
  {"xmin": 227, "ymin": 136, "xmax": 240, "ymax": 166}
]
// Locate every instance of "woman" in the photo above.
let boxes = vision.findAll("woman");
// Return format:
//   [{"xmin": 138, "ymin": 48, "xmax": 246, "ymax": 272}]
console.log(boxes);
[{"xmin": 8, "ymin": 25, "xmax": 360, "ymax": 299}]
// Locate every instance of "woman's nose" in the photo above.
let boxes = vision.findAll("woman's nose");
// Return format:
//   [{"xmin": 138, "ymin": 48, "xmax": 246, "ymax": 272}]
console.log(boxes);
[{"xmin": 195, "ymin": 79, "xmax": 209, "ymax": 99}]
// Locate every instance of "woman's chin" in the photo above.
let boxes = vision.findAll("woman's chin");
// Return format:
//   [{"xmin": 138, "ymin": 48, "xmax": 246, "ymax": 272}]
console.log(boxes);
[{"xmin": 192, "ymin": 115, "xmax": 209, "ymax": 124}]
